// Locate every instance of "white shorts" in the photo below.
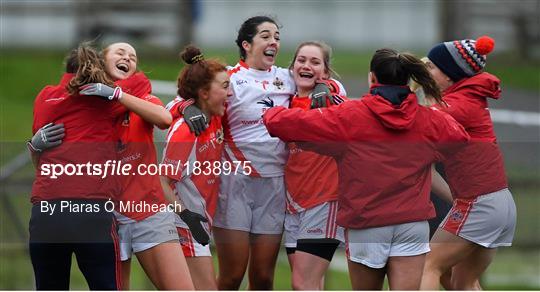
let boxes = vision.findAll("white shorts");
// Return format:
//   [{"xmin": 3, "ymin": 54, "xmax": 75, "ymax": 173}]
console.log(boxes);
[
  {"xmin": 213, "ymin": 174, "xmax": 286, "ymax": 234},
  {"xmin": 117, "ymin": 211, "xmax": 179, "ymax": 261},
  {"xmin": 177, "ymin": 227, "xmax": 211, "ymax": 257},
  {"xmin": 346, "ymin": 221, "xmax": 430, "ymax": 269},
  {"xmin": 284, "ymin": 201, "xmax": 344, "ymax": 248},
  {"xmin": 440, "ymin": 188, "xmax": 516, "ymax": 248}
]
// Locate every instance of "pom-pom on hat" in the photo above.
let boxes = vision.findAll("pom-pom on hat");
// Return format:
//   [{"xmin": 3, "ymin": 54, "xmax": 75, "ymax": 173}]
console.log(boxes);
[{"xmin": 427, "ymin": 36, "xmax": 495, "ymax": 81}]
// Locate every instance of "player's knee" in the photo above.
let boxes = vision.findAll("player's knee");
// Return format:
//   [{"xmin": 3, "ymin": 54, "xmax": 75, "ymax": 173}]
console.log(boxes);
[
  {"xmin": 218, "ymin": 274, "xmax": 244, "ymax": 290},
  {"xmin": 452, "ymin": 280, "xmax": 480, "ymax": 291},
  {"xmin": 423, "ymin": 255, "xmax": 446, "ymax": 275},
  {"xmin": 451, "ymin": 276, "xmax": 482, "ymax": 290},
  {"xmin": 291, "ymin": 272, "xmax": 317, "ymax": 290},
  {"xmin": 249, "ymin": 272, "xmax": 274, "ymax": 290}
]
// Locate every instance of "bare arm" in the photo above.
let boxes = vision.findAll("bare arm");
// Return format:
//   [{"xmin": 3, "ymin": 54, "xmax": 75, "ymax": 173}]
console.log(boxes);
[
  {"xmin": 431, "ymin": 165, "xmax": 453, "ymax": 204},
  {"xmin": 79, "ymin": 83, "xmax": 172, "ymax": 129},
  {"xmin": 119, "ymin": 93, "xmax": 172, "ymax": 129}
]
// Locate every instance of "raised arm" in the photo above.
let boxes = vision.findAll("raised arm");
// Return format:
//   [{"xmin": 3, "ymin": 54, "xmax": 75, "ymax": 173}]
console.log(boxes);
[
  {"xmin": 79, "ymin": 83, "xmax": 172, "ymax": 129},
  {"xmin": 263, "ymin": 103, "xmax": 351, "ymax": 143}
]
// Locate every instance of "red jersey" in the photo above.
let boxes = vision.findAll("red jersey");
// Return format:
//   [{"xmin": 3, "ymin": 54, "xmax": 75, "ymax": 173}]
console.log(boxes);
[
  {"xmin": 162, "ymin": 116, "xmax": 224, "ymax": 223},
  {"xmin": 285, "ymin": 91, "xmax": 347, "ymax": 213},
  {"xmin": 438, "ymin": 72, "xmax": 508, "ymax": 199},
  {"xmin": 31, "ymin": 73, "xmax": 126, "ymax": 203},
  {"xmin": 264, "ymin": 85, "xmax": 470, "ymax": 229},
  {"xmin": 113, "ymin": 73, "xmax": 170, "ymax": 222}
]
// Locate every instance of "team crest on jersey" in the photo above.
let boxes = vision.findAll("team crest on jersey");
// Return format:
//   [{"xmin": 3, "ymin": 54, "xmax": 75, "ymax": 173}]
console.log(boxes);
[
  {"xmin": 450, "ymin": 210, "xmax": 463, "ymax": 221},
  {"xmin": 273, "ymin": 77, "xmax": 284, "ymax": 90}
]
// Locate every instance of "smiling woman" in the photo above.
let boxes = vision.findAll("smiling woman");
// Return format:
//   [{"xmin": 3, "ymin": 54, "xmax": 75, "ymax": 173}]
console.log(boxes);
[
  {"xmin": 283, "ymin": 41, "xmax": 347, "ymax": 290},
  {"xmin": 102, "ymin": 43, "xmax": 138, "ymax": 80},
  {"xmin": 28, "ymin": 41, "xmax": 193, "ymax": 290},
  {"xmin": 160, "ymin": 44, "xmax": 231, "ymax": 290},
  {"xmin": 210, "ymin": 15, "xmax": 297, "ymax": 290},
  {"xmin": 91, "ymin": 42, "xmax": 194, "ymax": 291}
]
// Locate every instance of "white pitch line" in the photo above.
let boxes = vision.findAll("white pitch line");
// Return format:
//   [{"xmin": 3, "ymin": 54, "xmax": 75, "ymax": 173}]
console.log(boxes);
[
  {"xmin": 151, "ymin": 79, "xmax": 178, "ymax": 97},
  {"xmin": 490, "ymin": 109, "xmax": 540, "ymax": 127},
  {"xmin": 151, "ymin": 80, "xmax": 540, "ymax": 127}
]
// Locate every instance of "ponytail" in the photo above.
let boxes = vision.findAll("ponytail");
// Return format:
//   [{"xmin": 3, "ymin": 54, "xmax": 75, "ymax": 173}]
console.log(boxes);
[
  {"xmin": 66, "ymin": 42, "xmax": 115, "ymax": 95},
  {"xmin": 370, "ymin": 48, "xmax": 443, "ymax": 106},
  {"xmin": 397, "ymin": 53, "xmax": 443, "ymax": 105},
  {"xmin": 177, "ymin": 44, "xmax": 227, "ymax": 100}
]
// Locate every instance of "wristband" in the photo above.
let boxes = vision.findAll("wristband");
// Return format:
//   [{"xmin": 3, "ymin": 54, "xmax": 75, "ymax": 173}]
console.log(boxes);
[
  {"xmin": 108, "ymin": 86, "xmax": 123, "ymax": 101},
  {"xmin": 26, "ymin": 141, "xmax": 41, "ymax": 153}
]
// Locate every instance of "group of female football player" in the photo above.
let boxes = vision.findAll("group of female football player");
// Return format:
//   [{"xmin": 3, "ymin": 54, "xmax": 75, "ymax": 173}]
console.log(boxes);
[{"xmin": 28, "ymin": 15, "xmax": 515, "ymax": 290}]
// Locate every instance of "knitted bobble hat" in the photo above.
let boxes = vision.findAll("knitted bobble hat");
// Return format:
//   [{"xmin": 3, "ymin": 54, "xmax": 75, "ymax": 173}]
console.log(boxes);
[{"xmin": 427, "ymin": 36, "xmax": 495, "ymax": 81}]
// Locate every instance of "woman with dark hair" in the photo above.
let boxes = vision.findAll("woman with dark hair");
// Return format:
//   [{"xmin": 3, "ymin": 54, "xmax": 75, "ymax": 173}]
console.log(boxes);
[
  {"xmin": 166, "ymin": 16, "xmax": 342, "ymax": 290},
  {"xmin": 263, "ymin": 48, "xmax": 470, "ymax": 290},
  {"xmin": 209, "ymin": 15, "xmax": 296, "ymax": 290}
]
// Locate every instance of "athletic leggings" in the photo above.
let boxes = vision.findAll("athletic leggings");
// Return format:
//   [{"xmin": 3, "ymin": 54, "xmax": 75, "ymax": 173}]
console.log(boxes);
[{"xmin": 29, "ymin": 200, "xmax": 121, "ymax": 290}]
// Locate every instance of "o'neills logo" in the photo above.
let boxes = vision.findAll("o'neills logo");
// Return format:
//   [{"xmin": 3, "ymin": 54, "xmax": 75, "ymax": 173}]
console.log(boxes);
[{"xmin": 307, "ymin": 228, "xmax": 323, "ymax": 234}]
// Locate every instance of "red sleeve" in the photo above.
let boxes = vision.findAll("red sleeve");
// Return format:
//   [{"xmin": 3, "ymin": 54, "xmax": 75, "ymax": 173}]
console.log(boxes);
[
  {"xmin": 167, "ymin": 98, "xmax": 194, "ymax": 120},
  {"xmin": 432, "ymin": 110, "xmax": 470, "ymax": 161},
  {"xmin": 142, "ymin": 94, "xmax": 165, "ymax": 131},
  {"xmin": 161, "ymin": 122, "xmax": 196, "ymax": 181},
  {"xmin": 437, "ymin": 94, "xmax": 472, "ymax": 128},
  {"xmin": 32, "ymin": 87, "xmax": 50, "ymax": 134},
  {"xmin": 320, "ymin": 79, "xmax": 348, "ymax": 106},
  {"xmin": 108, "ymin": 101, "xmax": 128, "ymax": 118},
  {"xmin": 32, "ymin": 94, "xmax": 42, "ymax": 134},
  {"xmin": 116, "ymin": 71, "xmax": 152, "ymax": 98},
  {"xmin": 144, "ymin": 94, "xmax": 164, "ymax": 106},
  {"xmin": 263, "ymin": 103, "xmax": 352, "ymax": 155},
  {"xmin": 324, "ymin": 79, "xmax": 341, "ymax": 95}
]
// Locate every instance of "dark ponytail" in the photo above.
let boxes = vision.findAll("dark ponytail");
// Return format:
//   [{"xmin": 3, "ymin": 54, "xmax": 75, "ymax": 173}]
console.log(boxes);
[
  {"xmin": 370, "ymin": 48, "xmax": 442, "ymax": 104},
  {"xmin": 177, "ymin": 44, "xmax": 227, "ymax": 100},
  {"xmin": 66, "ymin": 42, "xmax": 115, "ymax": 95}
]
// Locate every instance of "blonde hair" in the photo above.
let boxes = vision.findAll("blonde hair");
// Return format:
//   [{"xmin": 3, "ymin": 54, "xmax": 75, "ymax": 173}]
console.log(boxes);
[
  {"xmin": 410, "ymin": 57, "xmax": 445, "ymax": 107},
  {"xmin": 66, "ymin": 43, "xmax": 115, "ymax": 95}
]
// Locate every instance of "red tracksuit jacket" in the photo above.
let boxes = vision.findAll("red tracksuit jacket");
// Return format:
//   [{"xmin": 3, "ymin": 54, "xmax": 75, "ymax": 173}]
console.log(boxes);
[
  {"xmin": 438, "ymin": 72, "xmax": 508, "ymax": 200},
  {"xmin": 263, "ymin": 85, "xmax": 470, "ymax": 229}
]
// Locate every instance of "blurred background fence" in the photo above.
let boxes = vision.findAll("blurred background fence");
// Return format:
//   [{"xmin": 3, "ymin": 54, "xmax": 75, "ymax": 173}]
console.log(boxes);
[{"xmin": 1, "ymin": 0, "xmax": 539, "ymax": 289}]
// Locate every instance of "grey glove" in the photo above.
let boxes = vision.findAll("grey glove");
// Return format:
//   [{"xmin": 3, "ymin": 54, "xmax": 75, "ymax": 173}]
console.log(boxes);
[
  {"xmin": 27, "ymin": 123, "xmax": 65, "ymax": 153},
  {"xmin": 310, "ymin": 82, "xmax": 332, "ymax": 109},
  {"xmin": 79, "ymin": 83, "xmax": 123, "ymax": 101},
  {"xmin": 183, "ymin": 104, "xmax": 208, "ymax": 136},
  {"xmin": 178, "ymin": 209, "xmax": 210, "ymax": 246}
]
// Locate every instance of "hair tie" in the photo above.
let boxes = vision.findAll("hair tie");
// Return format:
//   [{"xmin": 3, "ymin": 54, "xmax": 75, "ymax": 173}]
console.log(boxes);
[{"xmin": 191, "ymin": 54, "xmax": 204, "ymax": 64}]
